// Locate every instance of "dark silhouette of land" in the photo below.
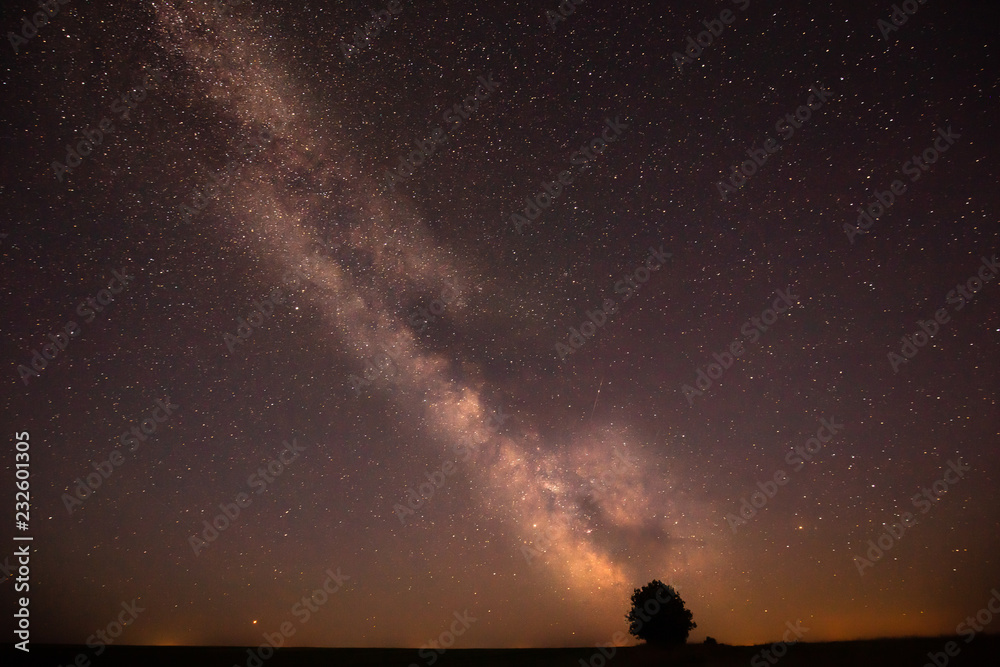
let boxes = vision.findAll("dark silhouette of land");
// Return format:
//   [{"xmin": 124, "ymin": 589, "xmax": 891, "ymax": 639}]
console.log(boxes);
[{"xmin": 13, "ymin": 636, "xmax": 1000, "ymax": 666}]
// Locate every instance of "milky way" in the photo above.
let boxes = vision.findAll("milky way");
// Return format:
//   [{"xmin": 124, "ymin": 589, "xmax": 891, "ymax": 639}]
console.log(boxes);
[{"xmin": 149, "ymin": 0, "xmax": 717, "ymax": 605}]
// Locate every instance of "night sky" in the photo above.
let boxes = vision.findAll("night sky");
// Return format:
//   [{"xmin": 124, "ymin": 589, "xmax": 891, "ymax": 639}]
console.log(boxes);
[{"xmin": 2, "ymin": 0, "xmax": 999, "ymax": 652}]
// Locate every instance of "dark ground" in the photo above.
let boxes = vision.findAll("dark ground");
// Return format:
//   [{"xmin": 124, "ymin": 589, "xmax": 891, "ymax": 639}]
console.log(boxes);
[{"xmin": 12, "ymin": 636, "xmax": 1000, "ymax": 666}]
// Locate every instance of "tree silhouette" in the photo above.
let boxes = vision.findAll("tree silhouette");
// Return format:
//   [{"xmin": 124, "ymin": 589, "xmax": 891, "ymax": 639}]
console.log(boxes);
[{"xmin": 625, "ymin": 580, "xmax": 696, "ymax": 646}]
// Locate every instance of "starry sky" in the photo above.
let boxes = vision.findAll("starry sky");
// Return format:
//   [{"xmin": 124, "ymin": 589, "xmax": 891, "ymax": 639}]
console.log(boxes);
[{"xmin": 1, "ymin": 0, "xmax": 998, "ymax": 651}]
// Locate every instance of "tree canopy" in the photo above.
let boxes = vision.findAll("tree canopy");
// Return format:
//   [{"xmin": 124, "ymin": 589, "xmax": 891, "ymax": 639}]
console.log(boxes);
[{"xmin": 625, "ymin": 580, "xmax": 696, "ymax": 645}]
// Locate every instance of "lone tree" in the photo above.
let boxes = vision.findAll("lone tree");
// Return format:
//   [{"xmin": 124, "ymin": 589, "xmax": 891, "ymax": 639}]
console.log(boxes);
[{"xmin": 625, "ymin": 580, "xmax": 696, "ymax": 646}]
